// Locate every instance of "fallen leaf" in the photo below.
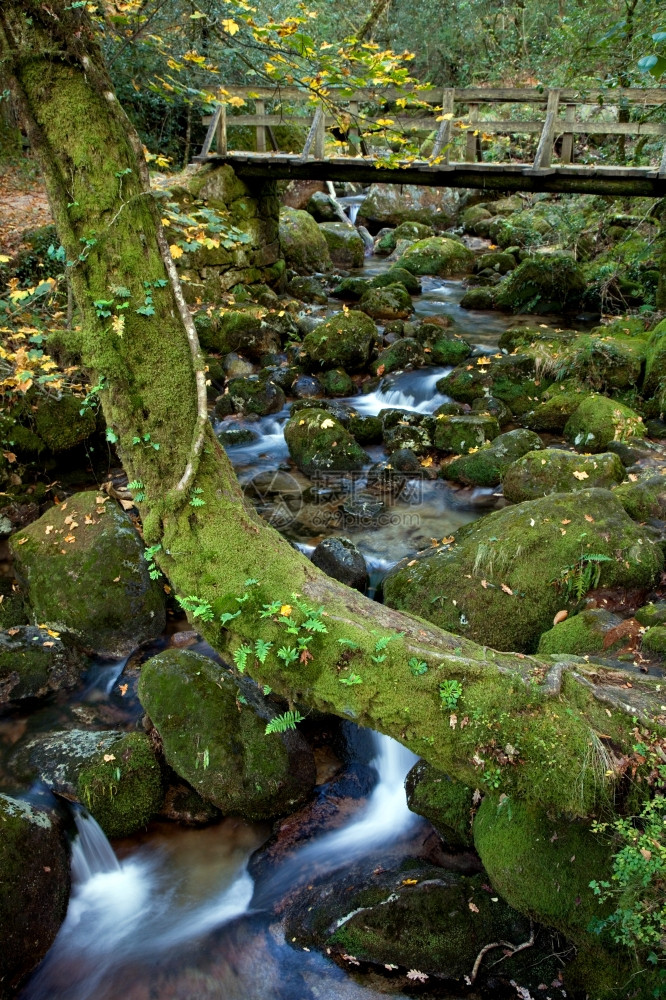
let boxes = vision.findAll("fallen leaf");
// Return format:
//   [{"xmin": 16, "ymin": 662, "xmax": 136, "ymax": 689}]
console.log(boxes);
[
  {"xmin": 420, "ymin": 456, "xmax": 433, "ymax": 468},
  {"xmin": 376, "ymin": 364, "xmax": 385, "ymax": 376},
  {"xmin": 561, "ymin": 519, "xmax": 571, "ymax": 525},
  {"xmin": 320, "ymin": 418, "xmax": 335, "ymax": 429},
  {"xmin": 17, "ymin": 537, "xmax": 28, "ymax": 545},
  {"xmin": 572, "ymin": 470, "xmax": 589, "ymax": 481},
  {"xmin": 449, "ymin": 713, "xmax": 457, "ymax": 728},
  {"xmin": 500, "ymin": 583, "xmax": 513, "ymax": 595},
  {"xmin": 113, "ymin": 576, "xmax": 121, "ymax": 582},
  {"xmin": 7, "ymin": 627, "xmax": 19, "ymax": 636},
  {"xmin": 553, "ymin": 610, "xmax": 568, "ymax": 626},
  {"xmin": 584, "ymin": 514, "xmax": 595, "ymax": 522},
  {"xmin": 103, "ymin": 754, "xmax": 116, "ymax": 762},
  {"xmin": 628, "ymin": 473, "xmax": 638, "ymax": 482},
  {"xmin": 119, "ymin": 683, "xmax": 128, "ymax": 696},
  {"xmin": 402, "ymin": 878, "xmax": 418, "ymax": 885},
  {"xmin": 45, "ymin": 525, "xmax": 54, "ymax": 534},
  {"xmin": 43, "ymin": 641, "xmax": 54, "ymax": 647},
  {"xmin": 2, "ymin": 451, "xmax": 16, "ymax": 463},
  {"xmin": 280, "ymin": 604, "xmax": 292, "ymax": 616},
  {"xmin": 64, "ymin": 534, "xmax": 76, "ymax": 543},
  {"xmin": 441, "ymin": 535, "xmax": 454, "ymax": 545},
  {"xmin": 468, "ymin": 902, "xmax": 479, "ymax": 913},
  {"xmin": 481, "ymin": 579, "xmax": 488, "ymax": 589},
  {"xmin": 300, "ymin": 648, "xmax": 313, "ymax": 665}
]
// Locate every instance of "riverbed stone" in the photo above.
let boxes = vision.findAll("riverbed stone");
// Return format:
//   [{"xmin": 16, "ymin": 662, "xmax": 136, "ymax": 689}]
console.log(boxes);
[
  {"xmin": 564, "ymin": 395, "xmax": 646, "ymax": 453},
  {"xmin": 331, "ymin": 276, "xmax": 371, "ymax": 301},
  {"xmin": 372, "ymin": 337, "xmax": 424, "ymax": 374},
  {"xmin": 285, "ymin": 407, "xmax": 369, "ymax": 475},
  {"xmin": 311, "ymin": 536, "xmax": 368, "ymax": 592},
  {"xmin": 279, "ymin": 207, "xmax": 331, "ymax": 274},
  {"xmin": 405, "ymin": 761, "xmax": 474, "ymax": 848},
  {"xmin": 460, "ymin": 286, "xmax": 494, "ymax": 310},
  {"xmin": 522, "ymin": 380, "xmax": 590, "ymax": 433},
  {"xmin": 428, "ymin": 331, "xmax": 473, "ymax": 366},
  {"xmin": 383, "ymin": 488, "xmax": 663, "ymax": 652},
  {"xmin": 301, "ymin": 311, "xmax": 377, "ymax": 371},
  {"xmin": 370, "ymin": 266, "xmax": 422, "ymax": 295},
  {"xmin": 319, "ymin": 368, "xmax": 354, "ymax": 397},
  {"xmin": 359, "ymin": 283, "xmax": 413, "ymax": 321},
  {"xmin": 502, "ymin": 448, "xmax": 625, "ymax": 503},
  {"xmin": 0, "ymin": 625, "xmax": 87, "ymax": 705},
  {"xmin": 0, "ymin": 794, "xmax": 70, "ymax": 998},
  {"xmin": 494, "ymin": 254, "xmax": 586, "ymax": 313},
  {"xmin": 285, "ymin": 275, "xmax": 328, "ymax": 304},
  {"xmin": 537, "ymin": 608, "xmax": 626, "ymax": 656},
  {"xmin": 635, "ymin": 601, "xmax": 666, "ymax": 628},
  {"xmin": 612, "ymin": 472, "xmax": 666, "ymax": 522},
  {"xmin": 442, "ymin": 428, "xmax": 542, "ymax": 487},
  {"xmin": 10, "ymin": 493, "xmax": 166, "ymax": 657},
  {"xmin": 641, "ymin": 625, "xmax": 666, "ymax": 657},
  {"xmin": 433, "ymin": 413, "xmax": 500, "ymax": 454},
  {"xmin": 318, "ymin": 222, "xmax": 364, "ymax": 268},
  {"xmin": 359, "ymin": 184, "xmax": 458, "ymax": 227},
  {"xmin": 226, "ymin": 374, "xmax": 286, "ymax": 415},
  {"xmin": 396, "ymin": 237, "xmax": 474, "ymax": 277},
  {"xmin": 138, "ymin": 649, "xmax": 316, "ymax": 820}
]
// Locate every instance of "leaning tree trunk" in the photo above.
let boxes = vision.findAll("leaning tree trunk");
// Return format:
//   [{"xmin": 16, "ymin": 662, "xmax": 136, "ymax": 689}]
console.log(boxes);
[{"xmin": 0, "ymin": 1, "xmax": 658, "ymax": 820}]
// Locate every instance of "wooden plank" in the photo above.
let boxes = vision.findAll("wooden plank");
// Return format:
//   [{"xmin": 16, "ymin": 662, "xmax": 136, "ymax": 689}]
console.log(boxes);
[
  {"xmin": 314, "ymin": 103, "xmax": 326, "ymax": 158},
  {"xmin": 208, "ymin": 84, "xmax": 666, "ymax": 105},
  {"xmin": 560, "ymin": 103, "xmax": 575, "ymax": 164},
  {"xmin": 348, "ymin": 100, "xmax": 359, "ymax": 155},
  {"xmin": 255, "ymin": 99, "xmax": 266, "ymax": 153},
  {"xmin": 431, "ymin": 87, "xmax": 455, "ymax": 161},
  {"xmin": 533, "ymin": 89, "xmax": 561, "ymax": 169},
  {"xmin": 465, "ymin": 104, "xmax": 479, "ymax": 163},
  {"xmin": 300, "ymin": 107, "xmax": 323, "ymax": 159},
  {"xmin": 199, "ymin": 105, "xmax": 222, "ymax": 157}
]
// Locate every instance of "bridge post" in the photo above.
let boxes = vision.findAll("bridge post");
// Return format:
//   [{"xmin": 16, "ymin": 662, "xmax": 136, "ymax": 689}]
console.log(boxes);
[
  {"xmin": 533, "ymin": 88, "xmax": 561, "ymax": 169},
  {"xmin": 215, "ymin": 103, "xmax": 227, "ymax": 155},
  {"xmin": 431, "ymin": 87, "xmax": 455, "ymax": 162},
  {"xmin": 314, "ymin": 102, "xmax": 326, "ymax": 158},
  {"xmin": 465, "ymin": 103, "xmax": 479, "ymax": 162},
  {"xmin": 255, "ymin": 99, "xmax": 266, "ymax": 153},
  {"xmin": 560, "ymin": 102, "xmax": 576, "ymax": 164}
]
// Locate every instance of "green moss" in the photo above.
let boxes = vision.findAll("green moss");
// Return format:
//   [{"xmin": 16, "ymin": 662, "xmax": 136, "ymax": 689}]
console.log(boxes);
[
  {"xmin": 475, "ymin": 250, "xmax": 516, "ymax": 274},
  {"xmin": 331, "ymin": 276, "xmax": 371, "ymax": 301},
  {"xmin": 33, "ymin": 393, "xmax": 97, "ymax": 452},
  {"xmin": 279, "ymin": 208, "xmax": 331, "ymax": 274},
  {"xmin": 405, "ymin": 761, "xmax": 474, "ymax": 847},
  {"xmin": 77, "ymin": 732, "xmax": 163, "ymax": 838},
  {"xmin": 553, "ymin": 333, "xmax": 647, "ymax": 392},
  {"xmin": 442, "ymin": 428, "xmax": 542, "ymax": 487},
  {"xmin": 301, "ymin": 311, "xmax": 377, "ymax": 371},
  {"xmin": 10, "ymin": 492, "xmax": 166, "ymax": 656},
  {"xmin": 371, "ymin": 337, "xmax": 423, "ymax": 374},
  {"xmin": 319, "ymin": 368, "xmax": 353, "ymax": 397},
  {"xmin": 523, "ymin": 380, "xmax": 590, "ymax": 433},
  {"xmin": 226, "ymin": 375, "xmax": 285, "ymax": 416},
  {"xmin": 433, "ymin": 413, "xmax": 500, "ymax": 454},
  {"xmin": 383, "ymin": 488, "xmax": 663, "ymax": 654},
  {"xmin": 564, "ymin": 395, "xmax": 646, "ymax": 453},
  {"xmin": 370, "ymin": 267, "xmax": 422, "ymax": 295},
  {"xmin": 359, "ymin": 283, "xmax": 413, "ymax": 321},
  {"xmin": 495, "ymin": 254, "xmax": 586, "ymax": 313},
  {"xmin": 634, "ymin": 602, "xmax": 666, "ymax": 628},
  {"xmin": 641, "ymin": 626, "xmax": 666, "ymax": 656},
  {"xmin": 318, "ymin": 222, "xmax": 364, "ymax": 269},
  {"xmin": 643, "ymin": 317, "xmax": 666, "ymax": 402},
  {"xmin": 537, "ymin": 609, "xmax": 624, "ymax": 656},
  {"xmin": 437, "ymin": 353, "xmax": 546, "ymax": 415},
  {"xmin": 460, "ymin": 286, "xmax": 495, "ymax": 310},
  {"xmin": 284, "ymin": 407, "xmax": 368, "ymax": 475},
  {"xmin": 138, "ymin": 649, "xmax": 315, "ymax": 820},
  {"xmin": 428, "ymin": 332, "xmax": 473, "ymax": 366},
  {"xmin": 0, "ymin": 579, "xmax": 28, "ymax": 629},
  {"xmin": 503, "ymin": 448, "xmax": 624, "ymax": 503},
  {"xmin": 0, "ymin": 624, "xmax": 86, "ymax": 704},
  {"xmin": 396, "ymin": 237, "xmax": 474, "ymax": 277},
  {"xmin": 613, "ymin": 473, "xmax": 666, "ymax": 521},
  {"xmin": 461, "ymin": 204, "xmax": 492, "ymax": 231}
]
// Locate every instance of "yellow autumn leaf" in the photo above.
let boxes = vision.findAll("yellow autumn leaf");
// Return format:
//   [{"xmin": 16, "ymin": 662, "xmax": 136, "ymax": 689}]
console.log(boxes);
[
  {"xmin": 222, "ymin": 18, "xmax": 240, "ymax": 35},
  {"xmin": 375, "ymin": 118, "xmax": 395, "ymax": 127},
  {"xmin": 170, "ymin": 244, "xmax": 184, "ymax": 259},
  {"xmin": 435, "ymin": 112, "xmax": 454, "ymax": 121},
  {"xmin": 0, "ymin": 254, "xmax": 10, "ymax": 264},
  {"xmin": 320, "ymin": 418, "xmax": 335, "ymax": 429},
  {"xmin": 111, "ymin": 314, "xmax": 125, "ymax": 337},
  {"xmin": 228, "ymin": 96, "xmax": 246, "ymax": 108},
  {"xmin": 572, "ymin": 470, "xmax": 589, "ymax": 480},
  {"xmin": 280, "ymin": 604, "xmax": 292, "ymax": 616}
]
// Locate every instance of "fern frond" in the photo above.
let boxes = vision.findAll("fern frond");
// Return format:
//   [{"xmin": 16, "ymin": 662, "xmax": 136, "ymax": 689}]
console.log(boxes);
[{"xmin": 265, "ymin": 710, "xmax": 304, "ymax": 735}]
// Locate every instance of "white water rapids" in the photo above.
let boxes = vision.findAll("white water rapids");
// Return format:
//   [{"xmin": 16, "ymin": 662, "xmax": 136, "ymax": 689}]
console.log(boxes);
[{"xmin": 23, "ymin": 732, "xmax": 418, "ymax": 1000}]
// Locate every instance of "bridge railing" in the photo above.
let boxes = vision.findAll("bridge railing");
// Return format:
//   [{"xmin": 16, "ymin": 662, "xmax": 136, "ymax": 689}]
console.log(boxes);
[{"xmin": 199, "ymin": 86, "xmax": 666, "ymax": 174}]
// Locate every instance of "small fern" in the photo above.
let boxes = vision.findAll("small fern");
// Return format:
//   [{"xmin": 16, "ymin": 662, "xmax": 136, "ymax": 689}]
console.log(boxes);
[
  {"xmin": 233, "ymin": 643, "xmax": 252, "ymax": 673},
  {"xmin": 265, "ymin": 710, "xmax": 304, "ymax": 735}
]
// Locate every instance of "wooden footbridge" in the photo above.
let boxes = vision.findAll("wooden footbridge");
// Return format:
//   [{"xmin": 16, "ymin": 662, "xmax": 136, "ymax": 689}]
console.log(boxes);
[{"xmin": 195, "ymin": 86, "xmax": 666, "ymax": 197}]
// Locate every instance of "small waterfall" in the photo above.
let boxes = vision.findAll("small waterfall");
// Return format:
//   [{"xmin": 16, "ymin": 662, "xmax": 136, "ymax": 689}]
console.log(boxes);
[
  {"xmin": 351, "ymin": 367, "xmax": 452, "ymax": 416},
  {"xmin": 70, "ymin": 808, "xmax": 121, "ymax": 883}
]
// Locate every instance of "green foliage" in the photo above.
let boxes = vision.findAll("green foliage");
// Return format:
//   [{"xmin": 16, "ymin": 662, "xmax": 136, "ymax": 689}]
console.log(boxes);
[
  {"xmin": 128, "ymin": 479, "xmax": 146, "ymax": 502},
  {"xmin": 144, "ymin": 542, "xmax": 162, "ymax": 580},
  {"xmin": 408, "ymin": 657, "xmax": 428, "ymax": 676},
  {"xmin": 551, "ymin": 553, "xmax": 613, "ymax": 602},
  {"xmin": 339, "ymin": 672, "xmax": 363, "ymax": 686},
  {"xmin": 265, "ymin": 710, "xmax": 305, "ymax": 735},
  {"xmin": 233, "ymin": 643, "xmax": 253, "ymax": 672},
  {"xmin": 439, "ymin": 679, "xmax": 463, "ymax": 710},
  {"xmin": 176, "ymin": 594, "xmax": 215, "ymax": 622},
  {"xmin": 189, "ymin": 486, "xmax": 205, "ymax": 507}
]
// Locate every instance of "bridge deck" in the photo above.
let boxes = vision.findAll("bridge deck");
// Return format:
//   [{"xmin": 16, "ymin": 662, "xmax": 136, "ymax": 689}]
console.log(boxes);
[{"xmin": 193, "ymin": 152, "xmax": 666, "ymax": 197}]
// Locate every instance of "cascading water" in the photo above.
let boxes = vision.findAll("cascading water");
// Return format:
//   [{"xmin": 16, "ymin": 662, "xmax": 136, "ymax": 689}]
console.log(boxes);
[
  {"xmin": 24, "ymin": 734, "xmax": 418, "ymax": 1000},
  {"xmin": 351, "ymin": 367, "xmax": 452, "ymax": 415}
]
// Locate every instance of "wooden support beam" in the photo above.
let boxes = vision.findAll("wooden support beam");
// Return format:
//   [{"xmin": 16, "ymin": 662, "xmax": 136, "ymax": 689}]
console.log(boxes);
[
  {"xmin": 300, "ymin": 106, "xmax": 324, "ymax": 160},
  {"xmin": 431, "ymin": 87, "xmax": 455, "ymax": 162},
  {"xmin": 255, "ymin": 99, "xmax": 266, "ymax": 153},
  {"xmin": 200, "ymin": 104, "xmax": 222, "ymax": 157},
  {"xmin": 560, "ymin": 102, "xmax": 575, "ymax": 164},
  {"xmin": 215, "ymin": 103, "xmax": 227, "ymax": 155},
  {"xmin": 314, "ymin": 104, "xmax": 326, "ymax": 159},
  {"xmin": 348, "ymin": 100, "xmax": 359, "ymax": 155},
  {"xmin": 533, "ymin": 89, "xmax": 561, "ymax": 169}
]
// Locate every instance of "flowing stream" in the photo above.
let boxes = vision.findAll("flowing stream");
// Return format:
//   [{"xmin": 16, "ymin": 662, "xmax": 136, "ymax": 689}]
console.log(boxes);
[{"xmin": 23, "ymin": 733, "xmax": 425, "ymax": 1000}]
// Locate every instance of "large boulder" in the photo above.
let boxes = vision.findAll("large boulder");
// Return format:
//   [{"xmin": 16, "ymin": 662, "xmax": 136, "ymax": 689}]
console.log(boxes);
[
  {"xmin": 375, "ymin": 220, "xmax": 433, "ymax": 255},
  {"xmin": 537, "ymin": 608, "xmax": 626, "ymax": 656},
  {"xmin": 318, "ymin": 222, "xmax": 364, "ymax": 268},
  {"xmin": 370, "ymin": 266, "xmax": 422, "ymax": 295},
  {"xmin": 0, "ymin": 794, "xmax": 70, "ymax": 998},
  {"xmin": 494, "ymin": 254, "xmax": 586, "ymax": 313},
  {"xmin": 383, "ymin": 488, "xmax": 663, "ymax": 652},
  {"xmin": 405, "ymin": 761, "xmax": 475, "ymax": 848},
  {"xmin": 279, "ymin": 207, "xmax": 331, "ymax": 274},
  {"xmin": 522, "ymin": 380, "xmax": 590, "ymax": 433},
  {"xmin": 226, "ymin": 374, "xmax": 286, "ymax": 416},
  {"xmin": 613, "ymin": 472, "xmax": 666, "ymax": 521},
  {"xmin": 358, "ymin": 183, "xmax": 459, "ymax": 227},
  {"xmin": 10, "ymin": 492, "xmax": 166, "ymax": 657},
  {"xmin": 564, "ymin": 395, "xmax": 645, "ymax": 453},
  {"xmin": 433, "ymin": 413, "xmax": 500, "ymax": 454},
  {"xmin": 502, "ymin": 448, "xmax": 624, "ymax": 503},
  {"xmin": 396, "ymin": 237, "xmax": 474, "ymax": 277},
  {"xmin": 301, "ymin": 311, "xmax": 377, "ymax": 371},
  {"xmin": 311, "ymin": 536, "xmax": 368, "ymax": 592},
  {"xmin": 138, "ymin": 649, "xmax": 316, "ymax": 820},
  {"xmin": 359, "ymin": 283, "xmax": 413, "ymax": 321},
  {"xmin": 284, "ymin": 407, "xmax": 369, "ymax": 475},
  {"xmin": 0, "ymin": 625, "xmax": 86, "ymax": 705}
]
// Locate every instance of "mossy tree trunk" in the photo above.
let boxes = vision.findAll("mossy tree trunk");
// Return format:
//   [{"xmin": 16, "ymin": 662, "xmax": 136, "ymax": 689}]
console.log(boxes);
[{"xmin": 0, "ymin": 1, "xmax": 660, "ymax": 821}]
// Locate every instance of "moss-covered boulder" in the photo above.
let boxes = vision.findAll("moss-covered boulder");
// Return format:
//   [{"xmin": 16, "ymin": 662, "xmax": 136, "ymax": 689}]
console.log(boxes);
[
  {"xmin": 428, "ymin": 331, "xmax": 473, "ymax": 366},
  {"xmin": 359, "ymin": 184, "xmax": 458, "ymax": 227},
  {"xmin": 442, "ymin": 428, "xmax": 542, "ymax": 487},
  {"xmin": 537, "ymin": 608, "xmax": 625, "ymax": 656},
  {"xmin": 138, "ymin": 649, "xmax": 316, "ymax": 820},
  {"xmin": 0, "ymin": 794, "xmax": 70, "ymax": 998},
  {"xmin": 0, "ymin": 578, "xmax": 28, "ymax": 630},
  {"xmin": 285, "ymin": 407, "xmax": 369, "ymax": 475},
  {"xmin": 473, "ymin": 796, "xmax": 628, "ymax": 997},
  {"xmin": 319, "ymin": 368, "xmax": 354, "ymax": 397},
  {"xmin": 375, "ymin": 221, "xmax": 433, "ymax": 255},
  {"xmin": 311, "ymin": 536, "xmax": 368, "ymax": 592},
  {"xmin": 330, "ymin": 276, "xmax": 370, "ymax": 301},
  {"xmin": 318, "ymin": 222, "xmax": 364, "ymax": 269},
  {"xmin": 642, "ymin": 625, "xmax": 666, "ymax": 657},
  {"xmin": 433, "ymin": 413, "xmax": 500, "ymax": 454},
  {"xmin": 522, "ymin": 380, "xmax": 590, "ymax": 433},
  {"xmin": 10, "ymin": 492, "xmax": 166, "ymax": 657},
  {"xmin": 372, "ymin": 338, "xmax": 424, "ymax": 375},
  {"xmin": 460, "ymin": 286, "xmax": 495, "ymax": 310},
  {"xmin": 383, "ymin": 489, "xmax": 663, "ymax": 652},
  {"xmin": 359, "ymin": 283, "xmax": 413, "ymax": 321},
  {"xmin": 279, "ymin": 207, "xmax": 331, "ymax": 274},
  {"xmin": 502, "ymin": 448, "xmax": 624, "ymax": 503},
  {"xmin": 612, "ymin": 472, "xmax": 666, "ymax": 521},
  {"xmin": 381, "ymin": 409, "xmax": 433, "ymax": 455},
  {"xmin": 635, "ymin": 601, "xmax": 666, "ymax": 628},
  {"xmin": 460, "ymin": 203, "xmax": 492, "ymax": 232},
  {"xmin": 370, "ymin": 266, "xmax": 422, "ymax": 295},
  {"xmin": 301, "ymin": 311, "xmax": 377, "ymax": 371},
  {"xmin": 564, "ymin": 395, "xmax": 645, "ymax": 453},
  {"xmin": 406, "ymin": 761, "xmax": 474, "ymax": 847},
  {"xmin": 643, "ymin": 317, "xmax": 666, "ymax": 404},
  {"xmin": 32, "ymin": 393, "xmax": 97, "ymax": 453},
  {"xmin": 286, "ymin": 274, "xmax": 328, "ymax": 304},
  {"xmin": 494, "ymin": 254, "xmax": 586, "ymax": 313},
  {"xmin": 226, "ymin": 374, "xmax": 286, "ymax": 416},
  {"xmin": 556, "ymin": 332, "xmax": 647, "ymax": 392},
  {"xmin": 437, "ymin": 353, "xmax": 546, "ymax": 416},
  {"xmin": 474, "ymin": 251, "xmax": 516, "ymax": 275},
  {"xmin": 0, "ymin": 625, "xmax": 87, "ymax": 705},
  {"xmin": 396, "ymin": 237, "xmax": 474, "ymax": 277},
  {"xmin": 76, "ymin": 731, "xmax": 164, "ymax": 838},
  {"xmin": 196, "ymin": 306, "xmax": 281, "ymax": 360}
]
